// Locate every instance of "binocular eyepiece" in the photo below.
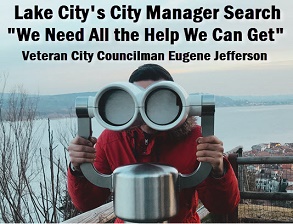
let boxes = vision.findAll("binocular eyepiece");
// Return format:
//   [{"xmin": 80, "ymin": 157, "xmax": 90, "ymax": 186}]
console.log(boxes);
[{"xmin": 76, "ymin": 81, "xmax": 215, "ymax": 133}]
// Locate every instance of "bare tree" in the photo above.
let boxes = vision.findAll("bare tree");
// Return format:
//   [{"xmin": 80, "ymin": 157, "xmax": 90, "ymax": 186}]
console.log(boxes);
[
  {"xmin": 0, "ymin": 75, "xmax": 78, "ymax": 222},
  {"xmin": 0, "ymin": 85, "xmax": 40, "ymax": 222},
  {"xmin": 55, "ymin": 116, "xmax": 80, "ymax": 220}
]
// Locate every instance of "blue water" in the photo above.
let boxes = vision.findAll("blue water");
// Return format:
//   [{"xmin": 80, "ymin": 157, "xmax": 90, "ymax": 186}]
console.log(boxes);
[{"xmin": 214, "ymin": 105, "xmax": 293, "ymax": 151}]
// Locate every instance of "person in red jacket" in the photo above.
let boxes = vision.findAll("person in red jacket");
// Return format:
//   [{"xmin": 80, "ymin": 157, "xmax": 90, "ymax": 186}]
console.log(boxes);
[{"xmin": 67, "ymin": 64, "xmax": 240, "ymax": 223}]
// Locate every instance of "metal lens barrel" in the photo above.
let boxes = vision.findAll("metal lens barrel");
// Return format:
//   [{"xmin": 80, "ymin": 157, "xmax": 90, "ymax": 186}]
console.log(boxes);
[
  {"xmin": 141, "ymin": 81, "xmax": 189, "ymax": 131},
  {"xmin": 98, "ymin": 89, "xmax": 134, "ymax": 126},
  {"xmin": 93, "ymin": 82, "xmax": 142, "ymax": 131},
  {"xmin": 144, "ymin": 88, "xmax": 182, "ymax": 125}
]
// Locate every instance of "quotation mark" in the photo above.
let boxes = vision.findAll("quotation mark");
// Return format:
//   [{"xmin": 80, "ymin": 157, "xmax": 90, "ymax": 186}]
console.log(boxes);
[
  {"xmin": 276, "ymin": 28, "xmax": 283, "ymax": 34},
  {"xmin": 8, "ymin": 28, "xmax": 15, "ymax": 34}
]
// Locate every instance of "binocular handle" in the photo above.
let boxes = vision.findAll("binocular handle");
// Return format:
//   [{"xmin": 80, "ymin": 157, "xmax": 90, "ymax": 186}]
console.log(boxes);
[
  {"xmin": 179, "ymin": 111, "xmax": 214, "ymax": 189},
  {"xmin": 80, "ymin": 163, "xmax": 112, "ymax": 189},
  {"xmin": 78, "ymin": 122, "xmax": 113, "ymax": 189},
  {"xmin": 76, "ymin": 117, "xmax": 112, "ymax": 189},
  {"xmin": 76, "ymin": 97, "xmax": 113, "ymax": 189}
]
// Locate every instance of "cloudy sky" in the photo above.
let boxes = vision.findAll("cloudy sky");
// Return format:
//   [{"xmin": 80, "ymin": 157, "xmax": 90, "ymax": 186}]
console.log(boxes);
[{"xmin": 0, "ymin": 0, "xmax": 292, "ymax": 96}]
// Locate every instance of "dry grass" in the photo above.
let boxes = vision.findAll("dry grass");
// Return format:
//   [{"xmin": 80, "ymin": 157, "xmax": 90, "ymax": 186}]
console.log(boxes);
[{"xmin": 238, "ymin": 203, "xmax": 293, "ymax": 223}]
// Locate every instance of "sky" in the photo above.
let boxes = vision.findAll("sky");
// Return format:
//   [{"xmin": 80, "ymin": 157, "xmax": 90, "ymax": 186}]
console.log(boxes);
[{"xmin": 0, "ymin": 0, "xmax": 292, "ymax": 96}]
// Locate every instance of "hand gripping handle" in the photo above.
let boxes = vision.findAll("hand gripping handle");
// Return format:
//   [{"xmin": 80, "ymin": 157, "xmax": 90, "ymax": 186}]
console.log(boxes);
[
  {"xmin": 76, "ymin": 97, "xmax": 113, "ymax": 190},
  {"xmin": 179, "ymin": 95, "xmax": 215, "ymax": 190}
]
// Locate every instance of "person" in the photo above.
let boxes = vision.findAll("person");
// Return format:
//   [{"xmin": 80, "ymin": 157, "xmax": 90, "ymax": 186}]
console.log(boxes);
[{"xmin": 67, "ymin": 64, "xmax": 240, "ymax": 223}]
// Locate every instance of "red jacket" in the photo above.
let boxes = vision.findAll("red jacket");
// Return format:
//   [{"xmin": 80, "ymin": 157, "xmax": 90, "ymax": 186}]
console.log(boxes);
[{"xmin": 68, "ymin": 125, "xmax": 240, "ymax": 223}]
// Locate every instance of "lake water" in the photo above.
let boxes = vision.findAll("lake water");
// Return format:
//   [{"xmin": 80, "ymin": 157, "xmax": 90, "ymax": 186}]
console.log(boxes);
[
  {"xmin": 214, "ymin": 105, "xmax": 293, "ymax": 151},
  {"xmin": 44, "ymin": 105, "xmax": 293, "ymax": 152}
]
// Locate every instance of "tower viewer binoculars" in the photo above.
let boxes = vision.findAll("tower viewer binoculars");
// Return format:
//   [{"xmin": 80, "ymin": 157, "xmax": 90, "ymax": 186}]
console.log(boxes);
[{"xmin": 75, "ymin": 81, "xmax": 215, "ymax": 222}]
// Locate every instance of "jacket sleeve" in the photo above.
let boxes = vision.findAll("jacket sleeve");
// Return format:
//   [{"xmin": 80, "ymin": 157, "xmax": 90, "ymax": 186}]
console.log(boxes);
[
  {"xmin": 196, "ymin": 157, "xmax": 240, "ymax": 214},
  {"xmin": 67, "ymin": 140, "xmax": 112, "ymax": 212}
]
